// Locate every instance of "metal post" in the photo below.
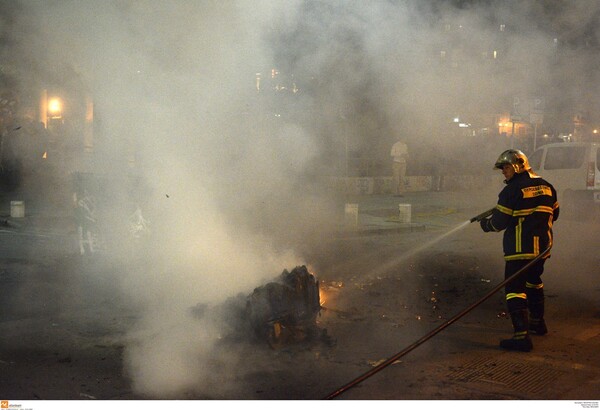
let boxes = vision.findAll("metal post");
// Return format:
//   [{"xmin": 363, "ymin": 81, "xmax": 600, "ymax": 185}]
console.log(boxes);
[
  {"xmin": 345, "ymin": 132, "xmax": 349, "ymax": 177},
  {"xmin": 511, "ymin": 121, "xmax": 515, "ymax": 149}
]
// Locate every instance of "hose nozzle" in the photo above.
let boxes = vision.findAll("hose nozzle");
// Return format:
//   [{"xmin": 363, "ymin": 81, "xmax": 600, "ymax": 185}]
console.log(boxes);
[{"xmin": 470, "ymin": 208, "xmax": 494, "ymax": 223}]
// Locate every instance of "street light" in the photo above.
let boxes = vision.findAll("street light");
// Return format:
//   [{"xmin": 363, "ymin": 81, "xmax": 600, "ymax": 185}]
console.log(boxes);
[
  {"xmin": 46, "ymin": 97, "xmax": 64, "ymax": 135},
  {"xmin": 47, "ymin": 97, "xmax": 62, "ymax": 119}
]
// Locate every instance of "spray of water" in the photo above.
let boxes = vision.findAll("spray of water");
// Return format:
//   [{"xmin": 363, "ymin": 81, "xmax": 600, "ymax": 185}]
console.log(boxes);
[{"xmin": 366, "ymin": 219, "xmax": 473, "ymax": 279}]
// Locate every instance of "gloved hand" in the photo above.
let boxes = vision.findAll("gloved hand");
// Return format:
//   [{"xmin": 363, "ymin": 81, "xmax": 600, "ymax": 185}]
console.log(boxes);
[{"xmin": 480, "ymin": 217, "xmax": 492, "ymax": 232}]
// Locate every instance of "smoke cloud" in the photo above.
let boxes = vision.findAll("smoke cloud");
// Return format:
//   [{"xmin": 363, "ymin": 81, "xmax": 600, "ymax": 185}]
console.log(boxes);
[{"xmin": 3, "ymin": 0, "xmax": 600, "ymax": 397}]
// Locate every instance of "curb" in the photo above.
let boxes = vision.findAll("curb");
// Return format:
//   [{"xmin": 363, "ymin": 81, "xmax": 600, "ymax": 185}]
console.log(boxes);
[
  {"xmin": 0, "ymin": 215, "xmax": 74, "ymax": 236},
  {"xmin": 0, "ymin": 217, "xmax": 25, "ymax": 230}
]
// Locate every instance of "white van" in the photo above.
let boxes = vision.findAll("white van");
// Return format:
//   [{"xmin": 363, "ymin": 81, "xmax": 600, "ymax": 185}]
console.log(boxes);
[{"xmin": 528, "ymin": 142, "xmax": 600, "ymax": 215}]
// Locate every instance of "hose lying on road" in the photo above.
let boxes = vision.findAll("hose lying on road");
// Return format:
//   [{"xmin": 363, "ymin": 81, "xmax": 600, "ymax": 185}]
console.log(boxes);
[{"xmin": 323, "ymin": 245, "xmax": 551, "ymax": 400}]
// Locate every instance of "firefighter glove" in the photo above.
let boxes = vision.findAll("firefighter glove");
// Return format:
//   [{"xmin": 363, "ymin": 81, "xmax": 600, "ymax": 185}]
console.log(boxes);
[{"xmin": 480, "ymin": 217, "xmax": 492, "ymax": 232}]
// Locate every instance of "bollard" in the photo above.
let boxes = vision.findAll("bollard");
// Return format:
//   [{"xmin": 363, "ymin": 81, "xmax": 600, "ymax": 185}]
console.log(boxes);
[
  {"xmin": 344, "ymin": 203, "xmax": 359, "ymax": 228},
  {"xmin": 398, "ymin": 203, "xmax": 411, "ymax": 223},
  {"xmin": 10, "ymin": 201, "xmax": 25, "ymax": 218}
]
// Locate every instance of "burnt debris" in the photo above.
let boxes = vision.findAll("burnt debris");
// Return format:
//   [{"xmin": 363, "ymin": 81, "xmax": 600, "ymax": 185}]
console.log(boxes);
[
  {"xmin": 246, "ymin": 265, "xmax": 324, "ymax": 348},
  {"xmin": 192, "ymin": 265, "xmax": 332, "ymax": 349}
]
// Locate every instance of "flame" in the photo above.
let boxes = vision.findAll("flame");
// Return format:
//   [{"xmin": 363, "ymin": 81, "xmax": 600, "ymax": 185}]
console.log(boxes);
[
  {"xmin": 318, "ymin": 280, "xmax": 343, "ymax": 308},
  {"xmin": 319, "ymin": 286, "xmax": 327, "ymax": 306},
  {"xmin": 306, "ymin": 266, "xmax": 343, "ymax": 308}
]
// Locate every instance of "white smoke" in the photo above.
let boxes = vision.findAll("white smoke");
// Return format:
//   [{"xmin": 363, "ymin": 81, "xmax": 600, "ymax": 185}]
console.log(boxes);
[{"xmin": 5, "ymin": 0, "xmax": 600, "ymax": 397}]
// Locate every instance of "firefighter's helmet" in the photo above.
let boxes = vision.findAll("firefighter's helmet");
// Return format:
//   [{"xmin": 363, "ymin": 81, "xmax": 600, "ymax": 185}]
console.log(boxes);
[{"xmin": 494, "ymin": 149, "xmax": 531, "ymax": 173}]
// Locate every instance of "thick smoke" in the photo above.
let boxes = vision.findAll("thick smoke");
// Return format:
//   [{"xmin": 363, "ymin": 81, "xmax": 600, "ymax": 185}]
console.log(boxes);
[{"xmin": 3, "ymin": 0, "xmax": 600, "ymax": 397}]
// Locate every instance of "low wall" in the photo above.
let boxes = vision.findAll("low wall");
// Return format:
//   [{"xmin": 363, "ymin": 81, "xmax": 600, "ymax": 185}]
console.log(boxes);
[{"xmin": 325, "ymin": 175, "xmax": 500, "ymax": 195}]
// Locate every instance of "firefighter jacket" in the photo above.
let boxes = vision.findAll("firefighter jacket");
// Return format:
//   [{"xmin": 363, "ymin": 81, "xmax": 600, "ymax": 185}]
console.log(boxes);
[{"xmin": 480, "ymin": 171, "xmax": 559, "ymax": 261}]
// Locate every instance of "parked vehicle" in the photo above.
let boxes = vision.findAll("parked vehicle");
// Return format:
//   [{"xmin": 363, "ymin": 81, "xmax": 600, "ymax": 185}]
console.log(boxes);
[{"xmin": 528, "ymin": 142, "xmax": 600, "ymax": 217}]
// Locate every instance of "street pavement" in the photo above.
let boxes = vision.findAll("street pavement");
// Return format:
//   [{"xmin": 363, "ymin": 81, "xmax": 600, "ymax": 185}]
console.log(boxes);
[
  {"xmin": 324, "ymin": 190, "xmax": 600, "ymax": 401},
  {"xmin": 1, "ymin": 186, "xmax": 599, "ymax": 401}
]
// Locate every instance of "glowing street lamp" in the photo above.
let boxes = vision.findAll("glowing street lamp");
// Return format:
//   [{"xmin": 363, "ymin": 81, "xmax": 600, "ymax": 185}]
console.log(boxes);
[{"xmin": 47, "ymin": 97, "xmax": 63, "ymax": 118}]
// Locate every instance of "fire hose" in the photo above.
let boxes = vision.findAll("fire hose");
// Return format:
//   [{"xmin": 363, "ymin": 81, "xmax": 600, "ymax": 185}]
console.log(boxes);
[{"xmin": 323, "ymin": 209, "xmax": 550, "ymax": 400}]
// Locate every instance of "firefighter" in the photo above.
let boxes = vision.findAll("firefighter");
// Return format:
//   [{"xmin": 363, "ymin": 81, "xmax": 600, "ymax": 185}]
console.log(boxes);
[{"xmin": 480, "ymin": 149, "xmax": 559, "ymax": 351}]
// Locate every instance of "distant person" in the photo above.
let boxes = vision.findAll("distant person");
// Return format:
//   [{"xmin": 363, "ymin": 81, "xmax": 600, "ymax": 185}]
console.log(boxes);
[
  {"xmin": 479, "ymin": 149, "xmax": 559, "ymax": 352},
  {"xmin": 75, "ymin": 189, "xmax": 97, "ymax": 255},
  {"xmin": 390, "ymin": 138, "xmax": 409, "ymax": 196},
  {"xmin": 430, "ymin": 144, "xmax": 445, "ymax": 192}
]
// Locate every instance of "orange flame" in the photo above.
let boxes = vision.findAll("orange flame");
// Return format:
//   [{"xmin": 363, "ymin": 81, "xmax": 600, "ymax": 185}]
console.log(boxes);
[{"xmin": 319, "ymin": 286, "xmax": 327, "ymax": 306}]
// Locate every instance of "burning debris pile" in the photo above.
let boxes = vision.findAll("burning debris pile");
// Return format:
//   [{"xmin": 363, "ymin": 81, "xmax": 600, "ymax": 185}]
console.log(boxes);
[
  {"xmin": 246, "ymin": 265, "xmax": 330, "ymax": 348},
  {"xmin": 192, "ymin": 265, "xmax": 333, "ymax": 349}
]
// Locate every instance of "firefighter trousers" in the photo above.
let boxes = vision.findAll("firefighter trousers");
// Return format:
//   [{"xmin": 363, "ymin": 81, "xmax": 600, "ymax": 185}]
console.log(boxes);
[{"xmin": 504, "ymin": 258, "xmax": 545, "ymax": 314}]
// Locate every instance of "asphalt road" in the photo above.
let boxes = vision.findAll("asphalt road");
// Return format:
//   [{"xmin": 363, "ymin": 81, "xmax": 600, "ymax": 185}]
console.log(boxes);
[{"xmin": 1, "ymin": 189, "xmax": 599, "ymax": 402}]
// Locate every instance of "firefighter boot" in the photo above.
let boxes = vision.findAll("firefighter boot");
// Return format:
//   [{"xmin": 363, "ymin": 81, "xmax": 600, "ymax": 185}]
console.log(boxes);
[
  {"xmin": 529, "ymin": 301, "xmax": 547, "ymax": 335},
  {"xmin": 528, "ymin": 290, "xmax": 547, "ymax": 335},
  {"xmin": 530, "ymin": 317, "xmax": 547, "ymax": 335},
  {"xmin": 500, "ymin": 309, "xmax": 533, "ymax": 352}
]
